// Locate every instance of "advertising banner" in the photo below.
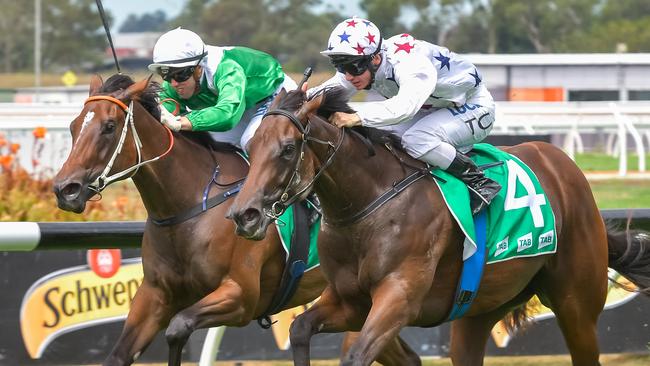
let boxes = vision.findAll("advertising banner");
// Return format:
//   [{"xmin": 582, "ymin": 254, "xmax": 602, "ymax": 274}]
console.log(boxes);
[{"xmin": 0, "ymin": 249, "xmax": 648, "ymax": 364}]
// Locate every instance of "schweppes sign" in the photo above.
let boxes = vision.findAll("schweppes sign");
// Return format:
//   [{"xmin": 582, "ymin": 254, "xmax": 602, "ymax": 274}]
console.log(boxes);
[{"xmin": 20, "ymin": 258, "xmax": 143, "ymax": 358}]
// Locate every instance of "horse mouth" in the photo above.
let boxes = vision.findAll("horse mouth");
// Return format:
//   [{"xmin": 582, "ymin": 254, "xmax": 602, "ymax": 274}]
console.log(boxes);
[
  {"xmin": 230, "ymin": 207, "xmax": 272, "ymax": 240},
  {"xmin": 53, "ymin": 181, "xmax": 91, "ymax": 213}
]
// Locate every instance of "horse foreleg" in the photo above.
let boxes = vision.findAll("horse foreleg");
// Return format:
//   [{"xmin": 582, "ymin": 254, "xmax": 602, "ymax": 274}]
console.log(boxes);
[
  {"xmin": 342, "ymin": 279, "xmax": 420, "ymax": 366},
  {"xmin": 165, "ymin": 280, "xmax": 246, "ymax": 366},
  {"xmin": 290, "ymin": 287, "xmax": 355, "ymax": 366},
  {"xmin": 103, "ymin": 283, "xmax": 170, "ymax": 366}
]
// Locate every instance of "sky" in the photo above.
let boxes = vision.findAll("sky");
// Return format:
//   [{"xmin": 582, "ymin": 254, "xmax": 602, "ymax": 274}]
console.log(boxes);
[
  {"xmin": 101, "ymin": 0, "xmax": 186, "ymax": 31},
  {"xmin": 101, "ymin": 0, "xmax": 365, "ymax": 32}
]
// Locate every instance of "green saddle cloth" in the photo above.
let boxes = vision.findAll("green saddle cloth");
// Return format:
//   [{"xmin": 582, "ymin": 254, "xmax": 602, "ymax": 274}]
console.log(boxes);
[
  {"xmin": 432, "ymin": 143, "xmax": 557, "ymax": 264},
  {"xmin": 238, "ymin": 151, "xmax": 321, "ymax": 271},
  {"xmin": 275, "ymin": 203, "xmax": 321, "ymax": 271}
]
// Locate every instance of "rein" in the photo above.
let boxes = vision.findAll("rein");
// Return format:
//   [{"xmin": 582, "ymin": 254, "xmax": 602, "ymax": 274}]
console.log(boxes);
[
  {"xmin": 263, "ymin": 106, "xmax": 432, "ymax": 228},
  {"xmin": 262, "ymin": 109, "xmax": 345, "ymax": 220},
  {"xmin": 84, "ymin": 95, "xmax": 174, "ymax": 193}
]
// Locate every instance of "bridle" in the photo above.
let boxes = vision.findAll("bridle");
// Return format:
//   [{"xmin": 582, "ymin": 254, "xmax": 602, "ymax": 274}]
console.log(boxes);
[
  {"xmin": 262, "ymin": 108, "xmax": 345, "ymax": 220},
  {"xmin": 83, "ymin": 95, "xmax": 174, "ymax": 193}
]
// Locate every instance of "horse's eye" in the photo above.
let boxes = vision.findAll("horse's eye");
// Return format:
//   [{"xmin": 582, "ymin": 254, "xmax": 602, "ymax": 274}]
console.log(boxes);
[
  {"xmin": 280, "ymin": 143, "xmax": 296, "ymax": 159},
  {"xmin": 102, "ymin": 121, "xmax": 116, "ymax": 134}
]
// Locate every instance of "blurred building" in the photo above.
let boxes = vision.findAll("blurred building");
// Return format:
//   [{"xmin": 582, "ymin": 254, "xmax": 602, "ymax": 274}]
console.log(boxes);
[
  {"xmin": 100, "ymin": 32, "xmax": 162, "ymax": 71},
  {"xmin": 468, "ymin": 53, "xmax": 650, "ymax": 102},
  {"xmin": 7, "ymin": 48, "xmax": 650, "ymax": 104}
]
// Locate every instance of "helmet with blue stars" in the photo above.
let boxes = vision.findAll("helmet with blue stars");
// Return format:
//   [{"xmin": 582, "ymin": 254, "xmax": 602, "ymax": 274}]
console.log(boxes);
[{"xmin": 321, "ymin": 17, "xmax": 382, "ymax": 59}]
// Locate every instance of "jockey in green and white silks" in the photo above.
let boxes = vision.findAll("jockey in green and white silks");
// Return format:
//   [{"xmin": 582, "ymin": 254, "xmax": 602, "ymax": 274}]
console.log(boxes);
[
  {"xmin": 148, "ymin": 28, "xmax": 297, "ymax": 150},
  {"xmin": 309, "ymin": 18, "xmax": 501, "ymax": 215}
]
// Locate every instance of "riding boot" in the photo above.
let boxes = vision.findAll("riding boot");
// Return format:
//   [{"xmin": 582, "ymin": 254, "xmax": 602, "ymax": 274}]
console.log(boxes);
[{"xmin": 446, "ymin": 151, "xmax": 501, "ymax": 215}]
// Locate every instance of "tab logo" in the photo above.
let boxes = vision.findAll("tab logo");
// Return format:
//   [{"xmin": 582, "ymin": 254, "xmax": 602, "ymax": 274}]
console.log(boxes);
[
  {"xmin": 517, "ymin": 232, "xmax": 533, "ymax": 252},
  {"xmin": 538, "ymin": 230, "xmax": 555, "ymax": 249},
  {"xmin": 495, "ymin": 237, "xmax": 509, "ymax": 257}
]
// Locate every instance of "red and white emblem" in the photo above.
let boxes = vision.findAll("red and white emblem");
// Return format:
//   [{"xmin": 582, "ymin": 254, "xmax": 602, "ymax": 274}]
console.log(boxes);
[{"xmin": 87, "ymin": 249, "xmax": 122, "ymax": 278}]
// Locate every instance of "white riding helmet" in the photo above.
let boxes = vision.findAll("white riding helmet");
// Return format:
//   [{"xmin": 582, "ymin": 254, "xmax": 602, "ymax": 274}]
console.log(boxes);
[
  {"xmin": 148, "ymin": 27, "xmax": 208, "ymax": 74},
  {"xmin": 321, "ymin": 17, "xmax": 382, "ymax": 57}
]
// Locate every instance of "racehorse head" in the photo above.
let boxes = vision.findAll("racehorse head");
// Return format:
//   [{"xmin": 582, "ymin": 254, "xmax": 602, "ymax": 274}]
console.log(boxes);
[
  {"xmin": 228, "ymin": 87, "xmax": 352, "ymax": 239},
  {"xmin": 53, "ymin": 74, "xmax": 163, "ymax": 213}
]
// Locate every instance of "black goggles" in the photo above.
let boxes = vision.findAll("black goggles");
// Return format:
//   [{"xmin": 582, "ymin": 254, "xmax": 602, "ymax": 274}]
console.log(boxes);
[
  {"xmin": 331, "ymin": 56, "xmax": 372, "ymax": 76},
  {"xmin": 160, "ymin": 67, "xmax": 195, "ymax": 83}
]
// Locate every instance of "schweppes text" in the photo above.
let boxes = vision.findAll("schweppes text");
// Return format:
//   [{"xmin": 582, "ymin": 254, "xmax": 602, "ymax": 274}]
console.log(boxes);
[
  {"xmin": 42, "ymin": 278, "xmax": 141, "ymax": 328},
  {"xmin": 20, "ymin": 258, "xmax": 144, "ymax": 359}
]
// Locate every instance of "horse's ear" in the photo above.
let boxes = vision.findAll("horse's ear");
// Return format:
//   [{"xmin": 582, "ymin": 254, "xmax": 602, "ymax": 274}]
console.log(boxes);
[
  {"xmin": 296, "ymin": 92, "xmax": 324, "ymax": 122},
  {"xmin": 89, "ymin": 74, "xmax": 103, "ymax": 96},
  {"xmin": 116, "ymin": 74, "xmax": 153, "ymax": 102},
  {"xmin": 269, "ymin": 89, "xmax": 287, "ymax": 110}
]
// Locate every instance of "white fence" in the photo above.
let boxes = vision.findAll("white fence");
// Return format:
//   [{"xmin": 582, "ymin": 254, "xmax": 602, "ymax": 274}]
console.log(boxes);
[
  {"xmin": 495, "ymin": 101, "xmax": 650, "ymax": 176},
  {"xmin": 1, "ymin": 101, "xmax": 650, "ymax": 176}
]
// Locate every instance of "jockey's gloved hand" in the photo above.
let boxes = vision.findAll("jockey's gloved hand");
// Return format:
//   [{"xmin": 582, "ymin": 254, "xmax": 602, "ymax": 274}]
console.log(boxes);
[{"xmin": 159, "ymin": 106, "xmax": 182, "ymax": 131}]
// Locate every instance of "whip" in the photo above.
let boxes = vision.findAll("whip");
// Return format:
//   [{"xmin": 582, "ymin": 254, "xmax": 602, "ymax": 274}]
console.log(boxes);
[{"xmin": 95, "ymin": 0, "xmax": 121, "ymax": 74}]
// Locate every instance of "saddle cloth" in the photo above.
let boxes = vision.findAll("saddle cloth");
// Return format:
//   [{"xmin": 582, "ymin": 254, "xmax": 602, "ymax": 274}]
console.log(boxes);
[{"xmin": 431, "ymin": 143, "xmax": 557, "ymax": 264}]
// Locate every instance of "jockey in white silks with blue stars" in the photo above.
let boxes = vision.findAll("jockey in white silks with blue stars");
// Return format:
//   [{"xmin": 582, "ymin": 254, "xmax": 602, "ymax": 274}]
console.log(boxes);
[{"xmin": 309, "ymin": 17, "xmax": 501, "ymax": 215}]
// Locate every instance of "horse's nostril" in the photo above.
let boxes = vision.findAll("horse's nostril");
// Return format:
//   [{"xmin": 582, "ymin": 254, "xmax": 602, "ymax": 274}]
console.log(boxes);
[
  {"xmin": 242, "ymin": 208, "xmax": 261, "ymax": 224},
  {"xmin": 61, "ymin": 183, "xmax": 82, "ymax": 200}
]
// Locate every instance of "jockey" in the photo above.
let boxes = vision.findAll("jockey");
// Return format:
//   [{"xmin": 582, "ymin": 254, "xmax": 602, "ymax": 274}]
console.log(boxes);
[
  {"xmin": 148, "ymin": 27, "xmax": 297, "ymax": 150},
  {"xmin": 310, "ymin": 18, "xmax": 501, "ymax": 215}
]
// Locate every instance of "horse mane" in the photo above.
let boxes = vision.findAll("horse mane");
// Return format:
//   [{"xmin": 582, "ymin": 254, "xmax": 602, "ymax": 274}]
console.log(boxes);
[
  {"xmin": 265, "ymin": 86, "xmax": 404, "ymax": 154},
  {"xmin": 310, "ymin": 86, "xmax": 355, "ymax": 119},
  {"xmin": 311, "ymin": 87, "xmax": 403, "ymax": 150},
  {"xmin": 99, "ymin": 74, "xmax": 162, "ymax": 121}
]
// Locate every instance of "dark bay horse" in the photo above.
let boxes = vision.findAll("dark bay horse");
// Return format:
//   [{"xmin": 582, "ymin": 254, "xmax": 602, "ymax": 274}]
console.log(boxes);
[
  {"xmin": 52, "ymin": 75, "xmax": 417, "ymax": 366},
  {"xmin": 228, "ymin": 86, "xmax": 650, "ymax": 366}
]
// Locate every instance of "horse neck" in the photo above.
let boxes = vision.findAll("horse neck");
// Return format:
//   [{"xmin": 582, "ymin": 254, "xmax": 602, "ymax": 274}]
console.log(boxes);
[
  {"xmin": 309, "ymin": 118, "xmax": 408, "ymax": 221},
  {"xmin": 128, "ymin": 104, "xmax": 236, "ymax": 220}
]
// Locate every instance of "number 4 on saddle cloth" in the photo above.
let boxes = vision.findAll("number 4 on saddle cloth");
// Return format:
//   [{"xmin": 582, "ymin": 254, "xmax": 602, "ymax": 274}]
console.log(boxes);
[{"xmin": 434, "ymin": 143, "xmax": 557, "ymax": 320}]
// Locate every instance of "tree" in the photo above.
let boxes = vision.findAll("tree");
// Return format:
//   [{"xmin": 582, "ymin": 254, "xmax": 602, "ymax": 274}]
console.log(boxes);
[
  {"xmin": 360, "ymin": 0, "xmax": 404, "ymax": 37},
  {"xmin": 41, "ymin": 0, "xmax": 107, "ymax": 71},
  {"xmin": 119, "ymin": 10, "xmax": 168, "ymax": 33},
  {"xmin": 199, "ymin": 0, "xmax": 266, "ymax": 46},
  {"xmin": 169, "ymin": 0, "xmax": 215, "ymax": 29},
  {"xmin": 409, "ymin": 0, "xmax": 472, "ymax": 47},
  {"xmin": 0, "ymin": 1, "xmax": 32, "ymax": 72},
  {"xmin": 194, "ymin": 0, "xmax": 339, "ymax": 72},
  {"xmin": 560, "ymin": 0, "xmax": 650, "ymax": 52},
  {"xmin": 0, "ymin": 0, "xmax": 108, "ymax": 73}
]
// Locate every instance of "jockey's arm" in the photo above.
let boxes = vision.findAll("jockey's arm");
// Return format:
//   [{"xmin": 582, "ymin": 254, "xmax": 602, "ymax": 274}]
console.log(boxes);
[
  {"xmin": 185, "ymin": 59, "xmax": 247, "ymax": 132},
  {"xmin": 306, "ymin": 72, "xmax": 357, "ymax": 100},
  {"xmin": 353, "ymin": 58, "xmax": 436, "ymax": 127},
  {"xmin": 158, "ymin": 88, "xmax": 192, "ymax": 131}
]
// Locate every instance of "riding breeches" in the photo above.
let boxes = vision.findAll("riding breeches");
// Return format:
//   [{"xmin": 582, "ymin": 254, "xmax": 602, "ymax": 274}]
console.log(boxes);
[
  {"xmin": 208, "ymin": 74, "xmax": 298, "ymax": 150},
  {"xmin": 362, "ymin": 84, "xmax": 496, "ymax": 169}
]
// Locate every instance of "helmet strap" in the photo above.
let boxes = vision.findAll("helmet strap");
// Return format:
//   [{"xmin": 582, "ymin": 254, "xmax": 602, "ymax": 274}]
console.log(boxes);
[
  {"xmin": 191, "ymin": 66, "xmax": 203, "ymax": 94},
  {"xmin": 365, "ymin": 53, "xmax": 382, "ymax": 90}
]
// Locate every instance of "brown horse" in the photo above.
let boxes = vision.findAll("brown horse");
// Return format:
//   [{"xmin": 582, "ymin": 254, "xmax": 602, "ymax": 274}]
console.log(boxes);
[
  {"xmin": 52, "ymin": 75, "xmax": 418, "ymax": 366},
  {"xmin": 227, "ymin": 86, "xmax": 650, "ymax": 366}
]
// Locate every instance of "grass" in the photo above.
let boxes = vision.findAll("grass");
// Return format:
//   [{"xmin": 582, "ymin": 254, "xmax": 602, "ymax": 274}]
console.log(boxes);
[
  {"xmin": 572, "ymin": 152, "xmax": 650, "ymax": 208},
  {"xmin": 119, "ymin": 353, "xmax": 650, "ymax": 365},
  {"xmin": 575, "ymin": 152, "xmax": 650, "ymax": 172},
  {"xmin": 590, "ymin": 179, "xmax": 650, "ymax": 208}
]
